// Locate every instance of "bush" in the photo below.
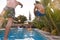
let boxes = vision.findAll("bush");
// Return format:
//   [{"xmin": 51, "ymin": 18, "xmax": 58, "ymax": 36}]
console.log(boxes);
[{"xmin": 51, "ymin": 29, "xmax": 58, "ymax": 36}]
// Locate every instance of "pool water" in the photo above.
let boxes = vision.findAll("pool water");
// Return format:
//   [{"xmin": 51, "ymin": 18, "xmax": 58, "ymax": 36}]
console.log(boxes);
[{"xmin": 0, "ymin": 28, "xmax": 47, "ymax": 40}]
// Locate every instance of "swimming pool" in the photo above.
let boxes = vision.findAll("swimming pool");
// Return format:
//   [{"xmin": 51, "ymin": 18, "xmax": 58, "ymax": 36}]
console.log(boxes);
[{"xmin": 0, "ymin": 28, "xmax": 47, "ymax": 40}]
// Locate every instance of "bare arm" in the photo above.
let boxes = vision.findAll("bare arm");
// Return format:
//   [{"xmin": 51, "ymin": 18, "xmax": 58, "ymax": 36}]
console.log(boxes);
[
  {"xmin": 40, "ymin": 4, "xmax": 45, "ymax": 13},
  {"xmin": 18, "ymin": 2, "xmax": 23, "ymax": 8},
  {"xmin": 34, "ymin": 5, "xmax": 37, "ymax": 16}
]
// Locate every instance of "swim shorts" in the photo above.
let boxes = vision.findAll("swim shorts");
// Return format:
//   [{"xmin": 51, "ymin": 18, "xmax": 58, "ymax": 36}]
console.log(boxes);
[
  {"xmin": 4, "ymin": 6, "xmax": 15, "ymax": 19},
  {"xmin": 35, "ymin": 10, "xmax": 45, "ymax": 16}
]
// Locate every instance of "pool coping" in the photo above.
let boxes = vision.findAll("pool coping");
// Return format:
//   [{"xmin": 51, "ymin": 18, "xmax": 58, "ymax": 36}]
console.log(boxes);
[
  {"xmin": 0, "ymin": 28, "xmax": 15, "ymax": 30},
  {"xmin": 34, "ymin": 29, "xmax": 60, "ymax": 40}
]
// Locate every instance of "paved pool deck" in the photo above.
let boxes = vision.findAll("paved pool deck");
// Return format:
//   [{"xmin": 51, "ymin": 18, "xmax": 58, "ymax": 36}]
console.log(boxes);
[{"xmin": 35, "ymin": 29, "xmax": 60, "ymax": 40}]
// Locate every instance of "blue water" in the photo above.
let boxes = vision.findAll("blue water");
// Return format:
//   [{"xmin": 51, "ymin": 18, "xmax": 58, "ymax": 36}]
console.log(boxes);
[{"xmin": 0, "ymin": 28, "xmax": 47, "ymax": 40}]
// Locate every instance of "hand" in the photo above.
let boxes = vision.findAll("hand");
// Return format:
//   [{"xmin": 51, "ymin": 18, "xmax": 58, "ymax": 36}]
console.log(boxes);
[
  {"xmin": 0, "ymin": 10, "xmax": 5, "ymax": 16},
  {"xmin": 18, "ymin": 2, "xmax": 23, "ymax": 8},
  {"xmin": 21, "ymin": 5, "xmax": 23, "ymax": 8}
]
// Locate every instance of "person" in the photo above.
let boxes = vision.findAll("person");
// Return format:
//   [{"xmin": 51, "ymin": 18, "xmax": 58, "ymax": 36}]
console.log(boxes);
[
  {"xmin": 34, "ymin": 1, "xmax": 45, "ymax": 21},
  {"xmin": 0, "ymin": 0, "xmax": 23, "ymax": 40},
  {"xmin": 27, "ymin": 22, "xmax": 32, "ymax": 31}
]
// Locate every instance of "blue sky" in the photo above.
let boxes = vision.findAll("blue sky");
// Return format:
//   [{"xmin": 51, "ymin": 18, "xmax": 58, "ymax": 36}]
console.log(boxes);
[{"xmin": 0, "ymin": 0, "xmax": 35, "ymax": 21}]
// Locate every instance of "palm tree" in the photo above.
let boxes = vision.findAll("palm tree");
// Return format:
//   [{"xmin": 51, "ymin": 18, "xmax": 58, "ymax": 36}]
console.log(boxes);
[{"xmin": 42, "ymin": 0, "xmax": 60, "ymax": 35}]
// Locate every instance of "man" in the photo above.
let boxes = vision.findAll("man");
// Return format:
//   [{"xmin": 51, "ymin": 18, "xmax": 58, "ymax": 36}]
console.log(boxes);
[
  {"xmin": 34, "ymin": 1, "xmax": 45, "ymax": 21},
  {"xmin": 0, "ymin": 0, "xmax": 23, "ymax": 40},
  {"xmin": 27, "ymin": 22, "xmax": 32, "ymax": 31}
]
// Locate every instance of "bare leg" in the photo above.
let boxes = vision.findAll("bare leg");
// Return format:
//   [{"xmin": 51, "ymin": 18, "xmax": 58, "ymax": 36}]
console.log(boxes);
[
  {"xmin": 0, "ymin": 17, "xmax": 4, "ymax": 28},
  {"xmin": 4, "ymin": 18, "xmax": 13, "ymax": 40}
]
